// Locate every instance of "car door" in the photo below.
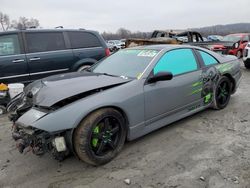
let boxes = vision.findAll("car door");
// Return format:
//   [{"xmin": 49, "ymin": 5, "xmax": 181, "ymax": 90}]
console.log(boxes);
[
  {"xmin": 0, "ymin": 33, "xmax": 29, "ymax": 84},
  {"xmin": 144, "ymin": 48, "xmax": 203, "ymax": 124},
  {"xmin": 24, "ymin": 31, "xmax": 74, "ymax": 81}
]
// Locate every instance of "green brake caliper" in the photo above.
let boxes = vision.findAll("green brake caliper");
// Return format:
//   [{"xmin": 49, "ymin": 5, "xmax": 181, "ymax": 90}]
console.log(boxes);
[{"xmin": 92, "ymin": 126, "xmax": 100, "ymax": 148}]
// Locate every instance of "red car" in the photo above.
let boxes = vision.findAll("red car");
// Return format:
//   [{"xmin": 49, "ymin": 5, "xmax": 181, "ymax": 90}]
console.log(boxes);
[{"xmin": 211, "ymin": 33, "xmax": 250, "ymax": 58}]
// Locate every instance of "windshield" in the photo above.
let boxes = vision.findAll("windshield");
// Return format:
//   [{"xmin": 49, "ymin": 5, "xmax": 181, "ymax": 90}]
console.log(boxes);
[
  {"xmin": 92, "ymin": 49, "xmax": 159, "ymax": 79},
  {"xmin": 222, "ymin": 35, "xmax": 242, "ymax": 42}
]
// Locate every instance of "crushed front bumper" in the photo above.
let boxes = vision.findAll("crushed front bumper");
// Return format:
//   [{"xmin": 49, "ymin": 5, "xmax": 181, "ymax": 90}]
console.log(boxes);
[{"xmin": 12, "ymin": 123, "xmax": 72, "ymax": 161}]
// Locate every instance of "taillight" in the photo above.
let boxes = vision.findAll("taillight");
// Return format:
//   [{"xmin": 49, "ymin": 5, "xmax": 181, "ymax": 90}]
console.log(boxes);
[{"xmin": 105, "ymin": 48, "xmax": 110, "ymax": 56}]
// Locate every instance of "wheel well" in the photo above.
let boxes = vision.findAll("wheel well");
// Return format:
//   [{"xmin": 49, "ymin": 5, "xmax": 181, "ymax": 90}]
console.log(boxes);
[
  {"xmin": 82, "ymin": 106, "xmax": 129, "ymax": 127},
  {"xmin": 223, "ymin": 73, "xmax": 236, "ymax": 93}
]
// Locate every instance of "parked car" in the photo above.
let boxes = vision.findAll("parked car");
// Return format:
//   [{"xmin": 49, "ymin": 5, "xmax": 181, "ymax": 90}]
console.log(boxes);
[
  {"xmin": 0, "ymin": 29, "xmax": 110, "ymax": 84},
  {"xmin": 210, "ymin": 33, "xmax": 250, "ymax": 58},
  {"xmin": 207, "ymin": 35, "xmax": 223, "ymax": 41},
  {"xmin": 107, "ymin": 40, "xmax": 125, "ymax": 52},
  {"xmin": 243, "ymin": 42, "xmax": 250, "ymax": 68},
  {"xmin": 9, "ymin": 45, "xmax": 241, "ymax": 165}
]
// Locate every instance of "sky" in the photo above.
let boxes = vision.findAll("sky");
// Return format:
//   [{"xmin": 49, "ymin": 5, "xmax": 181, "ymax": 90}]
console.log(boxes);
[{"xmin": 1, "ymin": 0, "xmax": 249, "ymax": 32}]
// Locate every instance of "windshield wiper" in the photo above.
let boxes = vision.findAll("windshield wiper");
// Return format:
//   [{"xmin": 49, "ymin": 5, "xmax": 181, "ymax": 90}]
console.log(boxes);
[{"xmin": 100, "ymin": 73, "xmax": 119, "ymax": 77}]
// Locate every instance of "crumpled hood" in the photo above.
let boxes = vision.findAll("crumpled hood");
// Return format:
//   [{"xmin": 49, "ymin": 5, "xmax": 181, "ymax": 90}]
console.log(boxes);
[{"xmin": 26, "ymin": 72, "xmax": 131, "ymax": 107}]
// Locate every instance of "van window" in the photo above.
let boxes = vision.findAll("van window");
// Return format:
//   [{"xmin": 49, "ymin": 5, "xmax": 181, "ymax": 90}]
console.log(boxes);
[
  {"xmin": 0, "ymin": 34, "xmax": 21, "ymax": 56},
  {"xmin": 154, "ymin": 49, "xmax": 198, "ymax": 76},
  {"xmin": 26, "ymin": 32, "xmax": 66, "ymax": 53},
  {"xmin": 68, "ymin": 32, "xmax": 101, "ymax": 49}
]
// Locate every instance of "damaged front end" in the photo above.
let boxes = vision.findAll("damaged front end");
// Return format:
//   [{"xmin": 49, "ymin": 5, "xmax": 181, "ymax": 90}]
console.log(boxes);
[
  {"xmin": 7, "ymin": 86, "xmax": 72, "ymax": 161},
  {"xmin": 7, "ymin": 72, "xmax": 131, "ymax": 161},
  {"xmin": 12, "ymin": 123, "xmax": 71, "ymax": 161}
]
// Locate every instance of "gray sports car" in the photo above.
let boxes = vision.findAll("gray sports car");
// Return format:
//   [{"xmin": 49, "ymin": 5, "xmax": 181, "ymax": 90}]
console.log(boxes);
[{"xmin": 8, "ymin": 45, "xmax": 241, "ymax": 165}]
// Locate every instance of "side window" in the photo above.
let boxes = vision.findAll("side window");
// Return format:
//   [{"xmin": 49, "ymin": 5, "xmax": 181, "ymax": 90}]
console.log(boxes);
[
  {"xmin": 26, "ymin": 32, "xmax": 66, "ymax": 53},
  {"xmin": 198, "ymin": 50, "xmax": 218, "ymax": 66},
  {"xmin": 154, "ymin": 49, "xmax": 198, "ymax": 76},
  {"xmin": 0, "ymin": 34, "xmax": 21, "ymax": 56},
  {"xmin": 68, "ymin": 32, "xmax": 101, "ymax": 49}
]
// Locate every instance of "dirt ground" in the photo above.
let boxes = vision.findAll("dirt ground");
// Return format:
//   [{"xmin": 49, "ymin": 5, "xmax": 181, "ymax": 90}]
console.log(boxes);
[{"xmin": 1, "ymin": 61, "xmax": 250, "ymax": 188}]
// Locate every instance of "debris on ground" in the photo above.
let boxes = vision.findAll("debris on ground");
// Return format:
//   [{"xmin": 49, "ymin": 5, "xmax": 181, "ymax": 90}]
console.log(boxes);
[{"xmin": 124, "ymin": 178, "xmax": 131, "ymax": 185}]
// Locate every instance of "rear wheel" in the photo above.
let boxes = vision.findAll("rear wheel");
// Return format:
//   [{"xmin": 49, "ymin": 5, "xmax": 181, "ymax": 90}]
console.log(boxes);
[
  {"xmin": 77, "ymin": 65, "xmax": 92, "ymax": 72},
  {"xmin": 212, "ymin": 76, "xmax": 232, "ymax": 109},
  {"xmin": 73, "ymin": 108, "xmax": 126, "ymax": 165}
]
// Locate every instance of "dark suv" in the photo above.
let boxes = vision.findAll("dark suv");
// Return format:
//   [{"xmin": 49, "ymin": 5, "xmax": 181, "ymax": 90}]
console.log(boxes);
[{"xmin": 0, "ymin": 29, "xmax": 110, "ymax": 84}]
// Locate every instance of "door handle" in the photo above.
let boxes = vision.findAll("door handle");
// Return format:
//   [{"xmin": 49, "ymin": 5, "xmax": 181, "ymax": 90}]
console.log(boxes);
[
  {"xmin": 29, "ymin": 57, "xmax": 41, "ymax": 61},
  {"xmin": 12, "ymin": 59, "xmax": 25, "ymax": 63}
]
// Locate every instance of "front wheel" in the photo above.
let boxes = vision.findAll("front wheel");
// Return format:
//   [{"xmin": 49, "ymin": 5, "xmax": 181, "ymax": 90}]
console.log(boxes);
[
  {"xmin": 73, "ymin": 108, "xmax": 127, "ymax": 165},
  {"xmin": 212, "ymin": 76, "xmax": 232, "ymax": 110}
]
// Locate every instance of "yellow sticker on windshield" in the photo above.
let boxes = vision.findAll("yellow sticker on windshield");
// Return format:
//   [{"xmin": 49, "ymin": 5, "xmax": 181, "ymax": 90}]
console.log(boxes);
[
  {"xmin": 137, "ymin": 73, "xmax": 143, "ymax": 79},
  {"xmin": 137, "ymin": 50, "xmax": 158, "ymax": 57}
]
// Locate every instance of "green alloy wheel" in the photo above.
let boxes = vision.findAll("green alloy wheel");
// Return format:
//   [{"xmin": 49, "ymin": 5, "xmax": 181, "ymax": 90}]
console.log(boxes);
[{"xmin": 73, "ymin": 108, "xmax": 126, "ymax": 166}]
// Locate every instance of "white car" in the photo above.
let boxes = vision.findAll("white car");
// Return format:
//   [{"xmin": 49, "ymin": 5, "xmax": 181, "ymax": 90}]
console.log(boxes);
[{"xmin": 243, "ymin": 42, "xmax": 250, "ymax": 69}]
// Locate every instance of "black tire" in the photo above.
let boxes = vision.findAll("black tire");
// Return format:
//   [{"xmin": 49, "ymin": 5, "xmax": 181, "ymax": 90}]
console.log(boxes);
[
  {"xmin": 77, "ymin": 64, "xmax": 92, "ymax": 72},
  {"xmin": 212, "ymin": 76, "xmax": 232, "ymax": 110},
  {"xmin": 73, "ymin": 108, "xmax": 127, "ymax": 166},
  {"xmin": 113, "ymin": 46, "xmax": 118, "ymax": 52},
  {"xmin": 244, "ymin": 62, "xmax": 250, "ymax": 69}
]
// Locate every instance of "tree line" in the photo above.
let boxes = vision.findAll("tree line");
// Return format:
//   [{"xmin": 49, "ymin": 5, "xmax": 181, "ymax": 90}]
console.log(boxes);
[{"xmin": 102, "ymin": 28, "xmax": 151, "ymax": 40}]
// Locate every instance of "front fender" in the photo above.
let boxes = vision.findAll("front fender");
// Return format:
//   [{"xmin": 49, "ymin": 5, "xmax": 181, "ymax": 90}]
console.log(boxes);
[{"xmin": 18, "ymin": 80, "xmax": 144, "ymax": 133}]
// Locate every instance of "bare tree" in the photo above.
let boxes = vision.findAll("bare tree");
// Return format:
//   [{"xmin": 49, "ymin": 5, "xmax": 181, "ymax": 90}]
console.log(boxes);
[
  {"xmin": 117, "ymin": 28, "xmax": 132, "ymax": 39},
  {"xmin": 11, "ymin": 17, "xmax": 40, "ymax": 30},
  {"xmin": 0, "ymin": 12, "xmax": 10, "ymax": 31}
]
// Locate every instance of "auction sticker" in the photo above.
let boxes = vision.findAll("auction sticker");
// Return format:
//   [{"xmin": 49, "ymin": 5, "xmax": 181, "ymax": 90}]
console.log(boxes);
[{"xmin": 137, "ymin": 50, "xmax": 158, "ymax": 57}]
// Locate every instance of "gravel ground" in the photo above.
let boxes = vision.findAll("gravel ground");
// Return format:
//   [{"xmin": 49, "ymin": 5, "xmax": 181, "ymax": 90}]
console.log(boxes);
[{"xmin": 1, "ymin": 62, "xmax": 250, "ymax": 188}]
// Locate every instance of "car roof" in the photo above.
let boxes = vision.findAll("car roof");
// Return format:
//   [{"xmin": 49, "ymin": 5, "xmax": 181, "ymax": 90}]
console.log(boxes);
[{"xmin": 0, "ymin": 29, "xmax": 98, "ymax": 35}]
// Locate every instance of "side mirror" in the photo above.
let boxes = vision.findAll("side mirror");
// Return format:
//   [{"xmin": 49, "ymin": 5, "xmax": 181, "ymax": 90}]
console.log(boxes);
[{"xmin": 148, "ymin": 72, "xmax": 173, "ymax": 83}]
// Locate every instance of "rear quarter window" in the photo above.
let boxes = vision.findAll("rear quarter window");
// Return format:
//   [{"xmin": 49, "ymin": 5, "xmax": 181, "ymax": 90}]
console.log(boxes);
[
  {"xmin": 198, "ymin": 50, "xmax": 218, "ymax": 66},
  {"xmin": 68, "ymin": 32, "xmax": 101, "ymax": 49}
]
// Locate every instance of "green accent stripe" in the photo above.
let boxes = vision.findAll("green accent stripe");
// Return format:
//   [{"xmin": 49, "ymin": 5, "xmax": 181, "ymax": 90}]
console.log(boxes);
[
  {"xmin": 192, "ymin": 81, "xmax": 203, "ymax": 87},
  {"xmin": 190, "ymin": 88, "xmax": 202, "ymax": 95}
]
